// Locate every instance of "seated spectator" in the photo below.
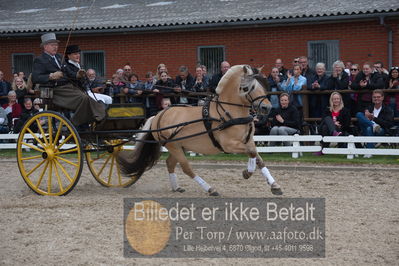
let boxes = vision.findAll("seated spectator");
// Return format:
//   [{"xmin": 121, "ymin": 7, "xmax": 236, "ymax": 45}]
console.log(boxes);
[
  {"xmin": 309, "ymin": 62, "xmax": 329, "ymax": 118},
  {"xmin": 13, "ymin": 98, "xmax": 42, "ymax": 133},
  {"xmin": 123, "ymin": 73, "xmax": 143, "ymax": 103},
  {"xmin": 268, "ymin": 93, "xmax": 301, "ymax": 146},
  {"xmin": 327, "ymin": 60, "xmax": 350, "ymax": 111},
  {"xmin": 33, "ymin": 98, "xmax": 43, "ymax": 112},
  {"xmin": 161, "ymin": 97, "xmax": 172, "ymax": 110},
  {"xmin": 2, "ymin": 90, "xmax": 22, "ymax": 131},
  {"xmin": 281, "ymin": 65, "xmax": 306, "ymax": 112},
  {"xmin": 384, "ymin": 66, "xmax": 399, "ymax": 117},
  {"xmin": 154, "ymin": 71, "xmax": 177, "ymax": 109},
  {"xmin": 0, "ymin": 106, "xmax": 9, "ymax": 133},
  {"xmin": 115, "ymin": 69, "xmax": 124, "ymax": 80},
  {"xmin": 175, "ymin": 65, "xmax": 195, "ymax": 104},
  {"xmin": 12, "ymin": 76, "xmax": 35, "ymax": 104},
  {"xmin": 315, "ymin": 92, "xmax": 351, "ymax": 155},
  {"xmin": 356, "ymin": 89, "xmax": 394, "ymax": 157},
  {"xmin": 267, "ymin": 67, "xmax": 283, "ymax": 109},
  {"xmin": 209, "ymin": 61, "xmax": 231, "ymax": 93},
  {"xmin": 0, "ymin": 70, "xmax": 11, "ymax": 106},
  {"xmin": 84, "ymin": 68, "xmax": 112, "ymax": 105},
  {"xmin": 351, "ymin": 62, "xmax": 384, "ymax": 112}
]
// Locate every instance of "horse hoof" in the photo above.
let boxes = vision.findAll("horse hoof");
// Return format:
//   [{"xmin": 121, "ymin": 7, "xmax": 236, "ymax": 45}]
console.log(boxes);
[
  {"xmin": 242, "ymin": 170, "xmax": 252, "ymax": 179},
  {"xmin": 208, "ymin": 188, "xmax": 220, "ymax": 197},
  {"xmin": 271, "ymin": 182, "xmax": 283, "ymax": 195},
  {"xmin": 173, "ymin": 187, "xmax": 185, "ymax": 193}
]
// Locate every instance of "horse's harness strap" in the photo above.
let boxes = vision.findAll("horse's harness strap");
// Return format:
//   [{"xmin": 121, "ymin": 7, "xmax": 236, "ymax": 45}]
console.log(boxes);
[{"xmin": 202, "ymin": 97, "xmax": 254, "ymax": 152}]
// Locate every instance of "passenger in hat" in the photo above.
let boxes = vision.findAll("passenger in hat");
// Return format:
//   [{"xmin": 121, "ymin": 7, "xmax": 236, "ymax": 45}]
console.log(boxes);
[
  {"xmin": 32, "ymin": 33, "xmax": 106, "ymax": 126},
  {"xmin": 63, "ymin": 44, "xmax": 112, "ymax": 105}
]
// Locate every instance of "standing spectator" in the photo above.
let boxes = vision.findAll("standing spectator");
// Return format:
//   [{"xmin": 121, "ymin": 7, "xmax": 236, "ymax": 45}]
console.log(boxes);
[
  {"xmin": 384, "ymin": 66, "xmax": 399, "ymax": 117},
  {"xmin": 268, "ymin": 93, "xmax": 300, "ymax": 146},
  {"xmin": 373, "ymin": 61, "xmax": 389, "ymax": 84},
  {"xmin": 281, "ymin": 65, "xmax": 307, "ymax": 112},
  {"xmin": 143, "ymin": 71, "xmax": 159, "ymax": 117},
  {"xmin": 292, "ymin": 57, "xmax": 300, "ymax": 68},
  {"xmin": 115, "ymin": 69, "xmax": 124, "ymax": 80},
  {"xmin": 275, "ymin": 58, "xmax": 287, "ymax": 78},
  {"xmin": 356, "ymin": 89, "xmax": 394, "ymax": 157},
  {"xmin": 0, "ymin": 106, "xmax": 9, "ymax": 133},
  {"xmin": 122, "ymin": 64, "xmax": 132, "ymax": 83},
  {"xmin": 344, "ymin": 61, "xmax": 353, "ymax": 75},
  {"xmin": 13, "ymin": 98, "xmax": 41, "ymax": 133},
  {"xmin": 106, "ymin": 74, "xmax": 126, "ymax": 103},
  {"xmin": 123, "ymin": 73, "xmax": 143, "ymax": 103},
  {"xmin": 348, "ymin": 64, "xmax": 360, "ymax": 116},
  {"xmin": 309, "ymin": 62, "xmax": 329, "ymax": 118},
  {"xmin": 18, "ymin": 71, "xmax": 27, "ymax": 82},
  {"xmin": 160, "ymin": 97, "xmax": 172, "ymax": 110},
  {"xmin": 351, "ymin": 62, "xmax": 384, "ymax": 112},
  {"xmin": 267, "ymin": 67, "xmax": 283, "ymax": 109},
  {"xmin": 193, "ymin": 66, "xmax": 209, "ymax": 92},
  {"xmin": 0, "ymin": 70, "xmax": 11, "ymax": 105},
  {"xmin": 154, "ymin": 63, "xmax": 168, "ymax": 82},
  {"xmin": 2, "ymin": 90, "xmax": 22, "ymax": 131},
  {"xmin": 327, "ymin": 60, "xmax": 350, "ymax": 111},
  {"xmin": 209, "ymin": 61, "xmax": 231, "ymax": 93},
  {"xmin": 200, "ymin": 65, "xmax": 211, "ymax": 85},
  {"xmin": 154, "ymin": 71, "xmax": 177, "ymax": 109},
  {"xmin": 174, "ymin": 65, "xmax": 195, "ymax": 104},
  {"xmin": 315, "ymin": 92, "xmax": 351, "ymax": 155},
  {"xmin": 299, "ymin": 56, "xmax": 316, "ymax": 94}
]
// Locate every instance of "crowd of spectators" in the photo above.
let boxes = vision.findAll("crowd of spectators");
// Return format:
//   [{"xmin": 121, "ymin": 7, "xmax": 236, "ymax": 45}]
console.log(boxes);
[{"xmin": 0, "ymin": 56, "xmax": 398, "ymax": 157}]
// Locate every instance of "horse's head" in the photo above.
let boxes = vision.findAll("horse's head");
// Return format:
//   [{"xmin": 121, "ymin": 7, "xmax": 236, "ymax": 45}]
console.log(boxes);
[{"xmin": 238, "ymin": 65, "xmax": 272, "ymax": 115}]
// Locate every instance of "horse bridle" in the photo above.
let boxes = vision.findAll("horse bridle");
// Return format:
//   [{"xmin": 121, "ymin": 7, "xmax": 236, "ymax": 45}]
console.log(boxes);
[{"xmin": 241, "ymin": 75, "xmax": 269, "ymax": 113}]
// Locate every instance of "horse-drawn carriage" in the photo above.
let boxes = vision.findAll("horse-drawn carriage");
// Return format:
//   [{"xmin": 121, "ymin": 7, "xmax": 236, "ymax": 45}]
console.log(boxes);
[{"xmin": 16, "ymin": 65, "xmax": 283, "ymax": 196}]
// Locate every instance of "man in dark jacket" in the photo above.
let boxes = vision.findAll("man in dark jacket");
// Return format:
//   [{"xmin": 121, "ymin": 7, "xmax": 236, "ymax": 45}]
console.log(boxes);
[
  {"xmin": 356, "ymin": 89, "xmax": 394, "ymax": 154},
  {"xmin": 32, "ymin": 33, "xmax": 106, "ymax": 126},
  {"xmin": 208, "ymin": 61, "xmax": 231, "ymax": 93}
]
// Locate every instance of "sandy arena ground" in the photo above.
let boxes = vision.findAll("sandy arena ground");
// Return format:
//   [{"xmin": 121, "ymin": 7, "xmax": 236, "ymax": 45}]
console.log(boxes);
[{"xmin": 0, "ymin": 159, "xmax": 398, "ymax": 265}]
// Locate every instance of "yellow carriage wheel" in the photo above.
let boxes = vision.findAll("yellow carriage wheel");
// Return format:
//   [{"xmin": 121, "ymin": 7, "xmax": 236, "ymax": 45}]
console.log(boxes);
[
  {"xmin": 85, "ymin": 140, "xmax": 139, "ymax": 187},
  {"xmin": 16, "ymin": 111, "xmax": 83, "ymax": 196}
]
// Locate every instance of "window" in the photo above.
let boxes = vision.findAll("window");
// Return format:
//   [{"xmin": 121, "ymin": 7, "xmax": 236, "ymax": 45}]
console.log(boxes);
[
  {"xmin": 12, "ymin": 53, "xmax": 34, "ymax": 76},
  {"xmin": 197, "ymin": 46, "xmax": 225, "ymax": 76},
  {"xmin": 81, "ymin": 50, "xmax": 105, "ymax": 77},
  {"xmin": 308, "ymin": 40, "xmax": 339, "ymax": 74}
]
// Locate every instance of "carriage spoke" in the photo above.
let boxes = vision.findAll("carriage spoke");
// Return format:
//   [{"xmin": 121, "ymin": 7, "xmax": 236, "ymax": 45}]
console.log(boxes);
[
  {"xmin": 48, "ymin": 116, "xmax": 53, "ymax": 144},
  {"xmin": 88, "ymin": 152, "xmax": 108, "ymax": 163},
  {"xmin": 115, "ymin": 156, "xmax": 122, "ymax": 185},
  {"xmin": 97, "ymin": 154, "xmax": 112, "ymax": 177},
  {"xmin": 53, "ymin": 161, "xmax": 64, "ymax": 193},
  {"xmin": 55, "ymin": 147, "xmax": 79, "ymax": 156},
  {"xmin": 55, "ymin": 156, "xmax": 79, "ymax": 168},
  {"xmin": 26, "ymin": 159, "xmax": 46, "ymax": 178},
  {"xmin": 21, "ymin": 154, "xmax": 43, "ymax": 161},
  {"xmin": 26, "ymin": 128, "xmax": 45, "ymax": 148},
  {"xmin": 107, "ymin": 156, "xmax": 115, "ymax": 185},
  {"xmin": 47, "ymin": 159, "xmax": 53, "ymax": 193},
  {"xmin": 54, "ymin": 158, "xmax": 73, "ymax": 183},
  {"xmin": 21, "ymin": 142, "xmax": 44, "ymax": 153},
  {"xmin": 36, "ymin": 119, "xmax": 49, "ymax": 146},
  {"xmin": 36, "ymin": 160, "xmax": 49, "ymax": 188},
  {"xmin": 53, "ymin": 121, "xmax": 63, "ymax": 146},
  {"xmin": 57, "ymin": 134, "xmax": 73, "ymax": 150}
]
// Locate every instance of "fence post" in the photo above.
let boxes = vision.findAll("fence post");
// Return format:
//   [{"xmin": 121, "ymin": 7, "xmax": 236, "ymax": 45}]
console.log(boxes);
[
  {"xmin": 347, "ymin": 135, "xmax": 355, "ymax": 159},
  {"xmin": 292, "ymin": 134, "xmax": 300, "ymax": 158}
]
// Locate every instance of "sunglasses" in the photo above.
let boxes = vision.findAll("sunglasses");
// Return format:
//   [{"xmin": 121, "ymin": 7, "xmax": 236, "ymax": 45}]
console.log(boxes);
[
  {"xmin": 391, "ymin": 66, "xmax": 399, "ymax": 70},
  {"xmin": 350, "ymin": 69, "xmax": 358, "ymax": 71}
]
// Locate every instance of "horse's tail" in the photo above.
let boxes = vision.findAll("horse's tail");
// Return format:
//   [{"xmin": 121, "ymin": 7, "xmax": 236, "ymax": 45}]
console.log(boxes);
[{"xmin": 116, "ymin": 116, "xmax": 161, "ymax": 179}]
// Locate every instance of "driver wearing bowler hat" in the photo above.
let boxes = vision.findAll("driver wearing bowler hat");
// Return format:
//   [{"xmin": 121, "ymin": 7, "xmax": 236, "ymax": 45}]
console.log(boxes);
[{"xmin": 32, "ymin": 33, "xmax": 106, "ymax": 126}]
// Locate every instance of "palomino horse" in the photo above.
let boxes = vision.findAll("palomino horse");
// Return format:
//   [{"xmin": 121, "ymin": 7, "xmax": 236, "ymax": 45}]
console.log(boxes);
[{"xmin": 117, "ymin": 65, "xmax": 283, "ymax": 196}]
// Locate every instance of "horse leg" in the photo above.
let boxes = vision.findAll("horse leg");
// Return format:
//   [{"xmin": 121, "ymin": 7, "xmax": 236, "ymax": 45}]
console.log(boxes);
[
  {"xmin": 255, "ymin": 154, "xmax": 283, "ymax": 195},
  {"xmin": 166, "ymin": 154, "xmax": 185, "ymax": 193},
  {"xmin": 242, "ymin": 151, "xmax": 257, "ymax": 180},
  {"xmin": 167, "ymin": 145, "xmax": 220, "ymax": 196}
]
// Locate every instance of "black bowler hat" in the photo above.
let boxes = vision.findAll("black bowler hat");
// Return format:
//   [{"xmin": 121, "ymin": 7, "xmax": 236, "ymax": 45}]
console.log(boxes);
[{"xmin": 65, "ymin": 45, "xmax": 81, "ymax": 55}]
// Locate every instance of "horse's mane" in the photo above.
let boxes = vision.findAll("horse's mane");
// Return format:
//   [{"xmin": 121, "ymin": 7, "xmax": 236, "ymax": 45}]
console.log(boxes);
[{"xmin": 215, "ymin": 65, "xmax": 269, "ymax": 94}]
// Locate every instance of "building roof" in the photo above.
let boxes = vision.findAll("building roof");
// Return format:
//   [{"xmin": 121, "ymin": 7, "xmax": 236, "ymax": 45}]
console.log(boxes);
[{"xmin": 0, "ymin": 0, "xmax": 398, "ymax": 35}]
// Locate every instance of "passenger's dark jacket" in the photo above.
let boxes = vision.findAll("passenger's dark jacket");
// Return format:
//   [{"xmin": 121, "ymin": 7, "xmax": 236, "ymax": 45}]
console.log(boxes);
[
  {"xmin": 62, "ymin": 60, "xmax": 84, "ymax": 88},
  {"xmin": 270, "ymin": 104, "xmax": 301, "ymax": 130}
]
